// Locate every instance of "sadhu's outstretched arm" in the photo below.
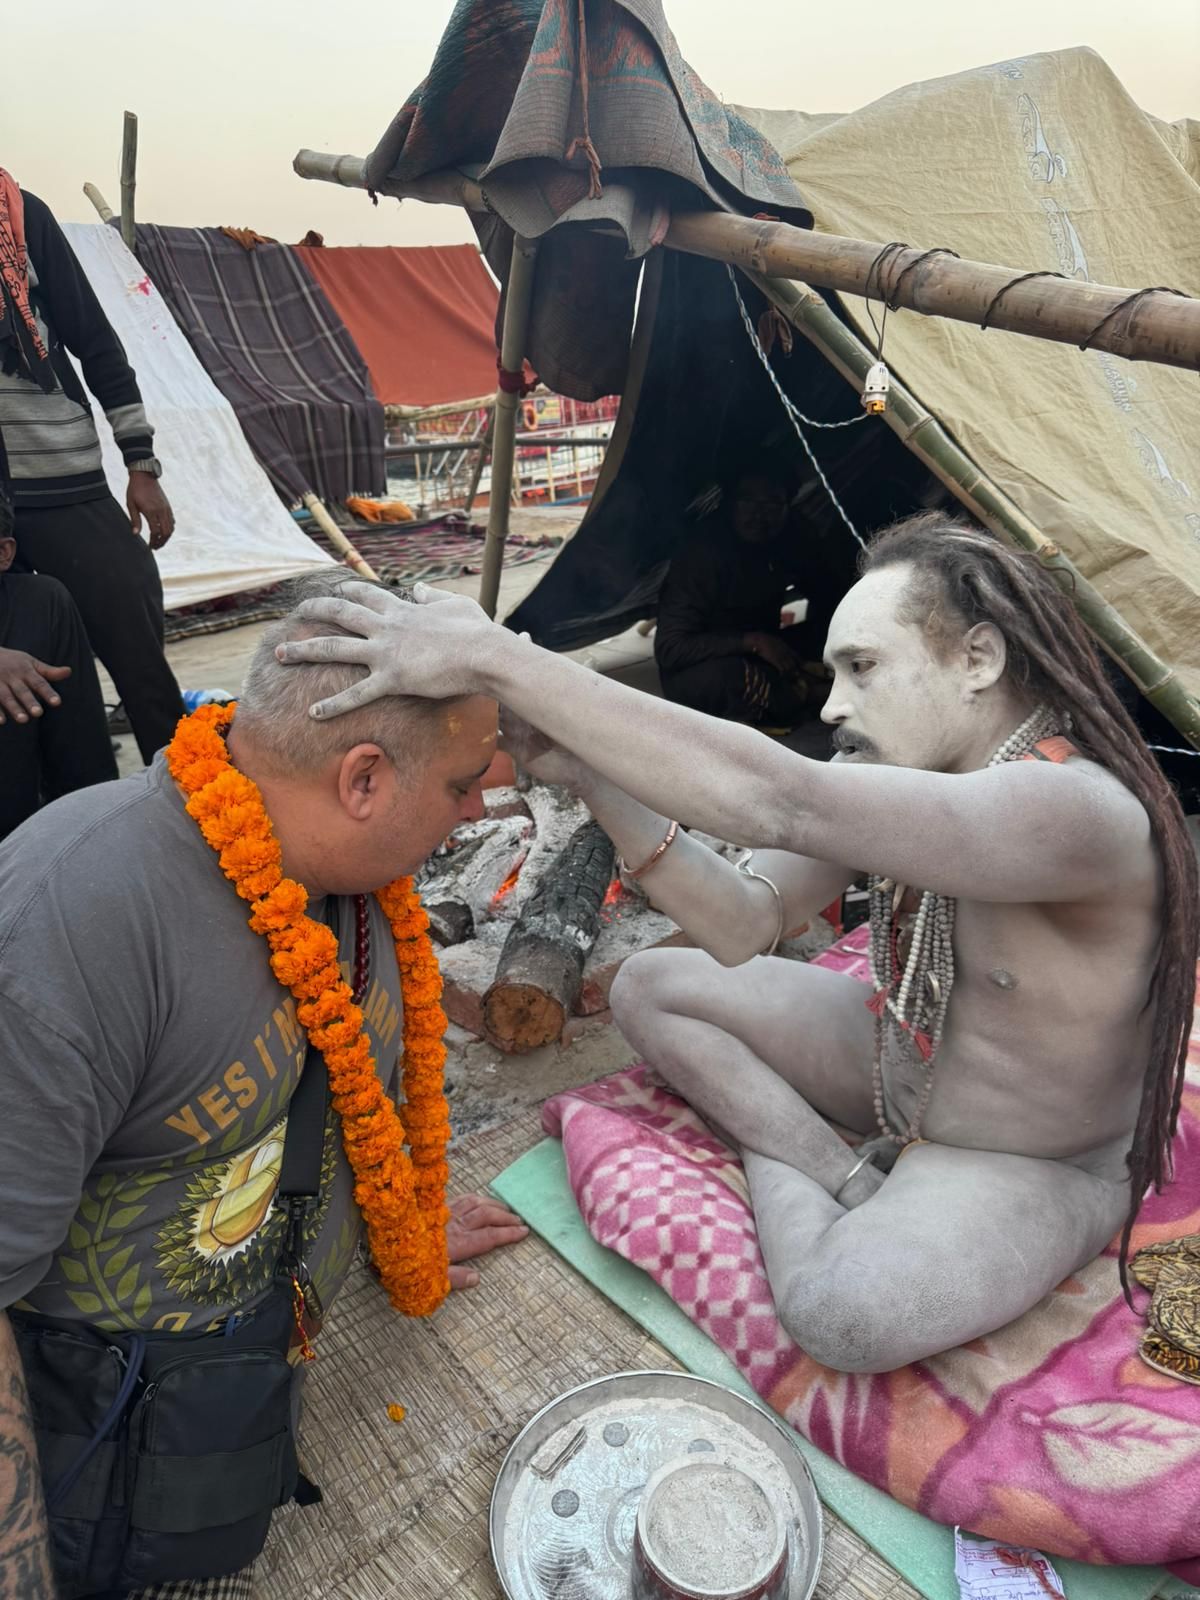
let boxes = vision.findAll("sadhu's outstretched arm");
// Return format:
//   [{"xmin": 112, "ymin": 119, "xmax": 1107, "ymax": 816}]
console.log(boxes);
[{"xmin": 279, "ymin": 585, "xmax": 1150, "ymax": 905}]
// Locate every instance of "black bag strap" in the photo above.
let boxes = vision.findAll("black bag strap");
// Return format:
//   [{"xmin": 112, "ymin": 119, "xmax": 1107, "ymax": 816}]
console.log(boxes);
[
  {"xmin": 276, "ymin": 1039, "xmax": 327, "ymax": 1202},
  {"xmin": 277, "ymin": 899, "xmax": 340, "ymax": 1203}
]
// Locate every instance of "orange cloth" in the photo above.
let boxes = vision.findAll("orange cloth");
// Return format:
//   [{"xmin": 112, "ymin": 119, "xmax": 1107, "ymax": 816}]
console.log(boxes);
[
  {"xmin": 345, "ymin": 495, "xmax": 416, "ymax": 524},
  {"xmin": 220, "ymin": 227, "xmax": 277, "ymax": 251},
  {"xmin": 296, "ymin": 244, "xmax": 499, "ymax": 407}
]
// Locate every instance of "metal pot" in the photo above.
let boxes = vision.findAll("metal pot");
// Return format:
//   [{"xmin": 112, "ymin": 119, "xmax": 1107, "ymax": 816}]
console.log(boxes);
[{"xmin": 631, "ymin": 1457, "xmax": 789, "ymax": 1600}]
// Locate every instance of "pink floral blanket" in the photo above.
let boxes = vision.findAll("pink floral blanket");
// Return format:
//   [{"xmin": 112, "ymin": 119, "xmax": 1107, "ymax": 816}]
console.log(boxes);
[{"xmin": 542, "ymin": 930, "xmax": 1200, "ymax": 1577}]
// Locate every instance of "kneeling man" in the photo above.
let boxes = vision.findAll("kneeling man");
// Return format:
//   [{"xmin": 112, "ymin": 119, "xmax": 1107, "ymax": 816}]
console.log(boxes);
[
  {"xmin": 0, "ymin": 574, "xmax": 527, "ymax": 1599},
  {"xmin": 278, "ymin": 512, "xmax": 1196, "ymax": 1377}
]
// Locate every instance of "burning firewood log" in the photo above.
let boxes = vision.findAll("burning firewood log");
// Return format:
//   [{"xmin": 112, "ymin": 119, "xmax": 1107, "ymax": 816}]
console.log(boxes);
[{"xmin": 483, "ymin": 819, "xmax": 616, "ymax": 1053}]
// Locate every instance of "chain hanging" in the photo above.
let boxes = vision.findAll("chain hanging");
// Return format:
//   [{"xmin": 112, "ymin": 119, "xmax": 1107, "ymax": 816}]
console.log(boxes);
[{"xmin": 726, "ymin": 265, "xmax": 869, "ymax": 553}]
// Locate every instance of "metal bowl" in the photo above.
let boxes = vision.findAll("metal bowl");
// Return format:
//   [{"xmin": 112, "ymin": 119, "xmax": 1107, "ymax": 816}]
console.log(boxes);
[{"xmin": 489, "ymin": 1371, "xmax": 824, "ymax": 1600}]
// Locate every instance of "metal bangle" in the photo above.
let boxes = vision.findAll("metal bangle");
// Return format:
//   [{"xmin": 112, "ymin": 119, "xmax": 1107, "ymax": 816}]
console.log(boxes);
[
  {"xmin": 619, "ymin": 819, "xmax": 679, "ymax": 882},
  {"xmin": 735, "ymin": 850, "xmax": 786, "ymax": 956},
  {"xmin": 833, "ymin": 1150, "xmax": 876, "ymax": 1203}
]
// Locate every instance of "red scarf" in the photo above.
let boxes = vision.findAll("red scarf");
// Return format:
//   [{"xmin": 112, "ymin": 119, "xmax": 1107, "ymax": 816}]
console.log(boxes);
[{"xmin": 0, "ymin": 171, "xmax": 55, "ymax": 393}]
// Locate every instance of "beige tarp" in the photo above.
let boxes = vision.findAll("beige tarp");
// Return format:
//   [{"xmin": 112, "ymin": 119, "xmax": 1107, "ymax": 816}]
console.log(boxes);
[{"xmin": 737, "ymin": 48, "xmax": 1200, "ymax": 698}]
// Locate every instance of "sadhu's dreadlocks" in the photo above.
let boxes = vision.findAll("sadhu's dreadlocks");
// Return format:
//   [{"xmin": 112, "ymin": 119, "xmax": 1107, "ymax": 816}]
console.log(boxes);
[{"xmin": 863, "ymin": 512, "xmax": 1198, "ymax": 1296}]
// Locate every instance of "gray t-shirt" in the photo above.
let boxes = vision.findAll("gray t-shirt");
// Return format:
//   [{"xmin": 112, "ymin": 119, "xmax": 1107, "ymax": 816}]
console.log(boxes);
[{"xmin": 0, "ymin": 756, "xmax": 404, "ymax": 1334}]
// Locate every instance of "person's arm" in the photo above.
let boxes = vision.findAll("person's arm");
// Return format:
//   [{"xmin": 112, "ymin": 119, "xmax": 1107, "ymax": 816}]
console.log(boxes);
[
  {"xmin": 281, "ymin": 586, "xmax": 1151, "ymax": 904},
  {"xmin": 576, "ymin": 763, "xmax": 853, "ymax": 963},
  {"xmin": 0, "ymin": 1312, "xmax": 55, "ymax": 1599},
  {"xmin": 502, "ymin": 717, "xmax": 852, "ymax": 963},
  {"xmin": 23, "ymin": 193, "xmax": 153, "ymax": 464},
  {"xmin": 22, "ymin": 193, "xmax": 173, "ymax": 549}
]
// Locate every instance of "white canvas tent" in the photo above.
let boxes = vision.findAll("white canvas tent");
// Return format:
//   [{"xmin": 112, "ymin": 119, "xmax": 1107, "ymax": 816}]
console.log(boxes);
[
  {"xmin": 61, "ymin": 223, "xmax": 334, "ymax": 610},
  {"xmin": 736, "ymin": 48, "xmax": 1200, "ymax": 699}
]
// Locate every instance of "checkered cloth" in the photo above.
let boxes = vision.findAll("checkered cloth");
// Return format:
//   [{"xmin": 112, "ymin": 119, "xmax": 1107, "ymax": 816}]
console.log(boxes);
[
  {"xmin": 135, "ymin": 225, "xmax": 385, "ymax": 505},
  {"xmin": 542, "ymin": 934, "xmax": 1200, "ymax": 1578}
]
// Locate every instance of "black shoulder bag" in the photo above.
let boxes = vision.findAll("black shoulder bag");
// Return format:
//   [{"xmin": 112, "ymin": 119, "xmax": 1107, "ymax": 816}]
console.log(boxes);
[{"xmin": 11, "ymin": 1032, "xmax": 330, "ymax": 1598}]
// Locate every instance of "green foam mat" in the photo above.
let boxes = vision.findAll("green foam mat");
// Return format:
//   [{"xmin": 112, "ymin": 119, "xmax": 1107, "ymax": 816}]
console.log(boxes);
[{"xmin": 492, "ymin": 1138, "xmax": 1185, "ymax": 1600}]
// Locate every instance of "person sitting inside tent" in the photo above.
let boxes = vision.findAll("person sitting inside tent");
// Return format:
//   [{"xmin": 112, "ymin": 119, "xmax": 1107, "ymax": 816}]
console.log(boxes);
[
  {"xmin": 653, "ymin": 470, "xmax": 841, "ymax": 729},
  {"xmin": 0, "ymin": 483, "xmax": 116, "ymax": 840},
  {"xmin": 0, "ymin": 573, "xmax": 527, "ymax": 1599},
  {"xmin": 275, "ymin": 515, "xmax": 1196, "ymax": 1377}
]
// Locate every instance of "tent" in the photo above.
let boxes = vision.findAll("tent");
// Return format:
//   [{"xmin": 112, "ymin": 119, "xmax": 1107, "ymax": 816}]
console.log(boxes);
[
  {"xmin": 510, "ymin": 49, "xmax": 1200, "ymax": 715},
  {"xmin": 62, "ymin": 222, "xmax": 334, "ymax": 610},
  {"xmin": 304, "ymin": 1, "xmax": 1198, "ymax": 747},
  {"xmin": 296, "ymin": 243, "xmax": 500, "ymax": 407}
]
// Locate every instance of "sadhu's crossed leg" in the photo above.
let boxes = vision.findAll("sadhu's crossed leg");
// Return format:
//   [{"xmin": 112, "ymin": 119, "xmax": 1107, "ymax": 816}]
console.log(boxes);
[{"xmin": 611, "ymin": 948, "xmax": 1129, "ymax": 1373}]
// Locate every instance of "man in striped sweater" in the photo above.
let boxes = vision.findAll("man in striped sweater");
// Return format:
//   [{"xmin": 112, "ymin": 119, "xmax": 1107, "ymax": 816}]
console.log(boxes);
[{"xmin": 0, "ymin": 175, "xmax": 183, "ymax": 762}]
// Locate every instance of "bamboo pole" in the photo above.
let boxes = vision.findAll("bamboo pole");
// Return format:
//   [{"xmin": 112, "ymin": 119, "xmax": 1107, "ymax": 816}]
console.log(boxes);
[
  {"xmin": 300, "ymin": 492, "xmax": 379, "ymax": 581},
  {"xmin": 292, "ymin": 151, "xmax": 1200, "ymax": 372},
  {"xmin": 384, "ymin": 394, "xmax": 496, "ymax": 425},
  {"xmin": 293, "ymin": 150, "xmax": 484, "ymax": 213},
  {"xmin": 666, "ymin": 212, "xmax": 1200, "ymax": 373},
  {"xmin": 83, "ymin": 183, "xmax": 114, "ymax": 223},
  {"xmin": 753, "ymin": 271, "xmax": 1200, "ymax": 748},
  {"xmin": 120, "ymin": 111, "xmax": 138, "ymax": 254},
  {"xmin": 464, "ymin": 406, "xmax": 496, "ymax": 513},
  {"xmin": 479, "ymin": 235, "xmax": 540, "ymax": 619}
]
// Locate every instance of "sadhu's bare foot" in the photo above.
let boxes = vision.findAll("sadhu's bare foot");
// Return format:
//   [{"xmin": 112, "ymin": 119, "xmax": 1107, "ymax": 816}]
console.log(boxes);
[{"xmin": 447, "ymin": 1193, "xmax": 529, "ymax": 1289}]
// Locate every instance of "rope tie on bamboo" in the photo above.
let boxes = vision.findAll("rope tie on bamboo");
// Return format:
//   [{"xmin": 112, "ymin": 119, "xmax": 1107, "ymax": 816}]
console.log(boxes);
[
  {"xmin": 726, "ymin": 266, "xmax": 868, "ymax": 552},
  {"xmin": 565, "ymin": 0, "xmax": 604, "ymax": 199},
  {"xmin": 862, "ymin": 244, "xmax": 961, "ymax": 372},
  {"xmin": 979, "ymin": 269, "xmax": 1065, "ymax": 330},
  {"xmin": 1078, "ymin": 285, "xmax": 1191, "ymax": 353},
  {"xmin": 496, "ymin": 355, "xmax": 537, "ymax": 398},
  {"xmin": 871, "ymin": 245, "xmax": 963, "ymax": 312}
]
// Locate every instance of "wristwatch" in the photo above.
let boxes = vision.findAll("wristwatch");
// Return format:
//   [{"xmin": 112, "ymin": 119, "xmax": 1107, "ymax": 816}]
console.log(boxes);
[{"xmin": 127, "ymin": 457, "xmax": 163, "ymax": 479}]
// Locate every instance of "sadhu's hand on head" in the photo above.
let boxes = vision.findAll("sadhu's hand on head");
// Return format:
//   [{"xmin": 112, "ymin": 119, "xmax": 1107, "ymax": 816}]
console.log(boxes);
[{"xmin": 274, "ymin": 580, "xmax": 504, "ymax": 719}]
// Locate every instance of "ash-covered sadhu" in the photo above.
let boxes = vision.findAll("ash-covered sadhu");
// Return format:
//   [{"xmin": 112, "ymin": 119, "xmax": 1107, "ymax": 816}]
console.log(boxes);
[{"xmin": 281, "ymin": 512, "xmax": 1197, "ymax": 1374}]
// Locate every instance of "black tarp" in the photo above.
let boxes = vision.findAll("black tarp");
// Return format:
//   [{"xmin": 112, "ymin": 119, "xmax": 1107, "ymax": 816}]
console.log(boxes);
[{"xmin": 508, "ymin": 253, "xmax": 941, "ymax": 652}]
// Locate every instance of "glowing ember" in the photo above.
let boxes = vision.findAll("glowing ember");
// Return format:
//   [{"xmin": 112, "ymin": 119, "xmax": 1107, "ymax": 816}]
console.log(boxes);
[
  {"xmin": 602, "ymin": 878, "xmax": 624, "ymax": 907},
  {"xmin": 491, "ymin": 864, "xmax": 522, "ymax": 908}
]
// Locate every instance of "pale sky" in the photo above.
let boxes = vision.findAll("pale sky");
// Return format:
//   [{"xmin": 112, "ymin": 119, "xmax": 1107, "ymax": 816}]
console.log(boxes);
[{"xmin": 8, "ymin": 0, "xmax": 1198, "ymax": 248}]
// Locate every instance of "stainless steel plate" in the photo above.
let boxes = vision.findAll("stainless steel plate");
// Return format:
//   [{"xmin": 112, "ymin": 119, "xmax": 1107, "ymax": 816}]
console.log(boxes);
[{"xmin": 490, "ymin": 1371, "xmax": 824, "ymax": 1600}]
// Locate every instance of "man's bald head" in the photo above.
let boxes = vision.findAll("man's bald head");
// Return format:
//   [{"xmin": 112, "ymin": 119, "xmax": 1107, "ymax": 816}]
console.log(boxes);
[{"xmin": 234, "ymin": 571, "xmax": 464, "ymax": 779}]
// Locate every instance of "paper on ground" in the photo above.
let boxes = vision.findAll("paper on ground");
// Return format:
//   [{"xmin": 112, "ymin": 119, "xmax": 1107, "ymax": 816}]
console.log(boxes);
[{"xmin": 955, "ymin": 1528, "xmax": 1065, "ymax": 1600}]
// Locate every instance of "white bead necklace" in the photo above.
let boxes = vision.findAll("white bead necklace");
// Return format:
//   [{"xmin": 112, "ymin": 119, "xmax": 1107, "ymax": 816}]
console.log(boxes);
[{"xmin": 867, "ymin": 704, "xmax": 1060, "ymax": 1148}]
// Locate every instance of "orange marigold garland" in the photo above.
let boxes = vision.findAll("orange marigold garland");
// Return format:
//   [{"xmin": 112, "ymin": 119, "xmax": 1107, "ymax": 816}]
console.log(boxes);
[{"xmin": 166, "ymin": 703, "xmax": 451, "ymax": 1318}]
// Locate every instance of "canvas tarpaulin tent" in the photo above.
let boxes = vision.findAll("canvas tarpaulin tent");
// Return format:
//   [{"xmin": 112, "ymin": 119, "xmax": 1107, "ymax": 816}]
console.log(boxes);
[
  {"xmin": 296, "ymin": 243, "xmax": 500, "ymax": 407},
  {"xmin": 61, "ymin": 223, "xmax": 334, "ymax": 610},
  {"xmin": 512, "ymin": 48, "xmax": 1200, "ymax": 708},
  {"xmin": 135, "ymin": 224, "xmax": 385, "ymax": 505},
  {"xmin": 734, "ymin": 47, "xmax": 1200, "ymax": 699}
]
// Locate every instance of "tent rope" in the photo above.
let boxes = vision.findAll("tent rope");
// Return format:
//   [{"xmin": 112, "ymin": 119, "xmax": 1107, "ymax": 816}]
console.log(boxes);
[
  {"xmin": 565, "ymin": 0, "xmax": 604, "ymax": 199},
  {"xmin": 727, "ymin": 265, "xmax": 868, "ymax": 552}
]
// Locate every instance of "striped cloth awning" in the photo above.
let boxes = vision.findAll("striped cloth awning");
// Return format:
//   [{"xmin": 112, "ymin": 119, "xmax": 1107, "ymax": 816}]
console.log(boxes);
[{"xmin": 136, "ymin": 224, "xmax": 385, "ymax": 505}]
